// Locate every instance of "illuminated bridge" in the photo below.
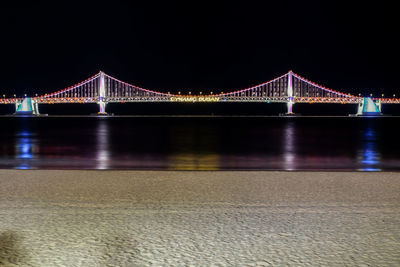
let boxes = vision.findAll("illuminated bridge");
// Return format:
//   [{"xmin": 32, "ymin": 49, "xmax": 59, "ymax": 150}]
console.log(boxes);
[{"xmin": 1, "ymin": 71, "xmax": 397, "ymax": 115}]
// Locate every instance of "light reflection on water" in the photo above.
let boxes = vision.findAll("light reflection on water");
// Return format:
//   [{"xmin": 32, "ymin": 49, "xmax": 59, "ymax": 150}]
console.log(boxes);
[
  {"xmin": 14, "ymin": 131, "xmax": 36, "ymax": 169},
  {"xmin": 358, "ymin": 126, "xmax": 381, "ymax": 171},
  {"xmin": 167, "ymin": 122, "xmax": 220, "ymax": 170},
  {"xmin": 168, "ymin": 153, "xmax": 220, "ymax": 170},
  {"xmin": 96, "ymin": 118, "xmax": 110, "ymax": 169},
  {"xmin": 283, "ymin": 121, "xmax": 295, "ymax": 170},
  {"xmin": 2, "ymin": 117, "xmax": 399, "ymax": 170}
]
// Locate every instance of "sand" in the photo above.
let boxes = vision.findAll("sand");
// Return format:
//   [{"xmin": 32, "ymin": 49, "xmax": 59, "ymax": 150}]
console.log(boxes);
[{"xmin": 0, "ymin": 170, "xmax": 399, "ymax": 266}]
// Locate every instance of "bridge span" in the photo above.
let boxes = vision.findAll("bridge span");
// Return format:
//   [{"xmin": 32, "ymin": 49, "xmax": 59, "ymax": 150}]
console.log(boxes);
[{"xmin": 1, "ymin": 71, "xmax": 396, "ymax": 116}]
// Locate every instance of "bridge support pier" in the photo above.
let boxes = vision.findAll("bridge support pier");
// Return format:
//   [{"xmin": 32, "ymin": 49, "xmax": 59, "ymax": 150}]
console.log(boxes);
[
  {"xmin": 14, "ymin": 98, "xmax": 40, "ymax": 115},
  {"xmin": 355, "ymin": 97, "xmax": 382, "ymax": 116},
  {"xmin": 376, "ymin": 99, "xmax": 382, "ymax": 113},
  {"xmin": 98, "ymin": 101, "xmax": 108, "ymax": 115},
  {"xmin": 32, "ymin": 100, "xmax": 40, "ymax": 115},
  {"xmin": 15, "ymin": 101, "xmax": 21, "ymax": 112},
  {"xmin": 286, "ymin": 99, "xmax": 294, "ymax": 115}
]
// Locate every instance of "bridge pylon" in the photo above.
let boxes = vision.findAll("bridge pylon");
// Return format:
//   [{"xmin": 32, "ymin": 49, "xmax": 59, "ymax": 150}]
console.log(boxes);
[
  {"xmin": 97, "ymin": 71, "xmax": 108, "ymax": 115},
  {"xmin": 286, "ymin": 70, "xmax": 295, "ymax": 115}
]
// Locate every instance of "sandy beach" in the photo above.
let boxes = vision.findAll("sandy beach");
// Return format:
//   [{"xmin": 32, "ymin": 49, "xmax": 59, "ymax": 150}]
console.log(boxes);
[{"xmin": 0, "ymin": 170, "xmax": 399, "ymax": 266}]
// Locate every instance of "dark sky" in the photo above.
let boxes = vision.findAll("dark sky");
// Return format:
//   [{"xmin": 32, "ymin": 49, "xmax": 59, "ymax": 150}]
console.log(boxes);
[{"xmin": 1, "ymin": 1, "xmax": 398, "ymax": 97}]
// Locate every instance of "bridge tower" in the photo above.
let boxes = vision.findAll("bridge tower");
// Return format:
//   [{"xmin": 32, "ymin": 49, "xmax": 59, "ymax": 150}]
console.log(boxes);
[
  {"xmin": 98, "ymin": 71, "xmax": 108, "ymax": 115},
  {"xmin": 286, "ymin": 70, "xmax": 294, "ymax": 114}
]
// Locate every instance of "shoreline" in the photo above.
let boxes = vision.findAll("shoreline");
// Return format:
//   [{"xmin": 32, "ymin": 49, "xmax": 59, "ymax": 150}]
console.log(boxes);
[{"xmin": 1, "ymin": 114, "xmax": 400, "ymax": 118}]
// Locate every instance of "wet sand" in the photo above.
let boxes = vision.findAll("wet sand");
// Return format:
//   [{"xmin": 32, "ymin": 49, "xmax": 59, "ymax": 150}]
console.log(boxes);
[{"xmin": 0, "ymin": 170, "xmax": 399, "ymax": 266}]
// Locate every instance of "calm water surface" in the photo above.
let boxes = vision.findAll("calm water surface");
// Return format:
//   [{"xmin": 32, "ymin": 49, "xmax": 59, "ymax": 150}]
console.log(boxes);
[{"xmin": 0, "ymin": 116, "xmax": 399, "ymax": 171}]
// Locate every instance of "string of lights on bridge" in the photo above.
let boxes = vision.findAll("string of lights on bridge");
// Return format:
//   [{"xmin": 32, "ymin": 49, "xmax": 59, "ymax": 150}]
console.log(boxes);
[{"xmin": 1, "ymin": 71, "xmax": 399, "ymax": 105}]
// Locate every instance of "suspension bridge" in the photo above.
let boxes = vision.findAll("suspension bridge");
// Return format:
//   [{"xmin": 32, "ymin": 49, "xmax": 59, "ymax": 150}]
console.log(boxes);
[{"xmin": 1, "ymin": 70, "xmax": 397, "ymax": 116}]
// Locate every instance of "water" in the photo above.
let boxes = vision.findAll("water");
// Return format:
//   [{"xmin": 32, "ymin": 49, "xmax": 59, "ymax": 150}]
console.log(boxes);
[{"xmin": 0, "ymin": 116, "xmax": 399, "ymax": 171}]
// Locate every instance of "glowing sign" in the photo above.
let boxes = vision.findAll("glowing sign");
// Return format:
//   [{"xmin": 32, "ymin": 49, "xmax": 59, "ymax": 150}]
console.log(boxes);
[{"xmin": 170, "ymin": 96, "xmax": 220, "ymax": 102}]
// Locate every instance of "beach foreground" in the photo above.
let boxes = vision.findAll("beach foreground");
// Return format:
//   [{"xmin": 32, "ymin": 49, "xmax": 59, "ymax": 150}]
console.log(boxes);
[{"xmin": 0, "ymin": 170, "xmax": 399, "ymax": 266}]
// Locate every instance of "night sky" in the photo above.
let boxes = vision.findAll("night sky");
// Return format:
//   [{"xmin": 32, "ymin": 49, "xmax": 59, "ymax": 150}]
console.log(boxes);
[{"xmin": 1, "ymin": 1, "xmax": 398, "ymax": 97}]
